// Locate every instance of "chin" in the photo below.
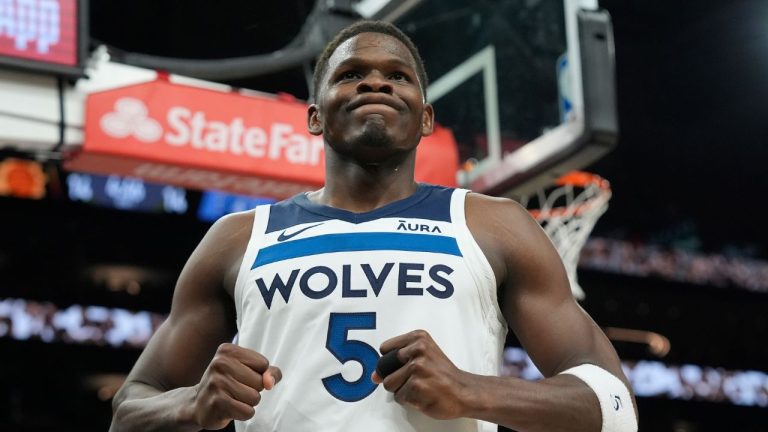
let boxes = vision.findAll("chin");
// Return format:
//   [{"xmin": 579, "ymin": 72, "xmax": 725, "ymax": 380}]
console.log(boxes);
[
  {"xmin": 327, "ymin": 121, "xmax": 415, "ymax": 163},
  {"xmin": 349, "ymin": 122, "xmax": 395, "ymax": 149}
]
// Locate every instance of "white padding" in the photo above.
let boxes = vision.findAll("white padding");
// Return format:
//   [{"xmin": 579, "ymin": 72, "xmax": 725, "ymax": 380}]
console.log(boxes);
[{"xmin": 560, "ymin": 364, "xmax": 638, "ymax": 432}]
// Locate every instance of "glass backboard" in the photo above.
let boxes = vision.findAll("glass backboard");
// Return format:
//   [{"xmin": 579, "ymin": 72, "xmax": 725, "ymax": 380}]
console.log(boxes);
[{"xmin": 396, "ymin": 0, "xmax": 617, "ymax": 198}]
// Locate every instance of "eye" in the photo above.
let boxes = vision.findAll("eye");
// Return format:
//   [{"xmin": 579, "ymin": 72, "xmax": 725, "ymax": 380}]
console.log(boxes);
[
  {"xmin": 389, "ymin": 72, "xmax": 408, "ymax": 82},
  {"xmin": 339, "ymin": 71, "xmax": 361, "ymax": 81}
]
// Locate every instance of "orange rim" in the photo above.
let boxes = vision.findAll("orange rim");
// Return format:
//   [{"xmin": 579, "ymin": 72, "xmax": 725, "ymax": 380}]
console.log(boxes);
[
  {"xmin": 554, "ymin": 171, "xmax": 610, "ymax": 190},
  {"xmin": 528, "ymin": 171, "xmax": 611, "ymax": 219}
]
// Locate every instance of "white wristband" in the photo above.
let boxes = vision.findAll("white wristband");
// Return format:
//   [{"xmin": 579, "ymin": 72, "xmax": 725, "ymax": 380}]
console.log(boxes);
[{"xmin": 560, "ymin": 364, "xmax": 638, "ymax": 432}]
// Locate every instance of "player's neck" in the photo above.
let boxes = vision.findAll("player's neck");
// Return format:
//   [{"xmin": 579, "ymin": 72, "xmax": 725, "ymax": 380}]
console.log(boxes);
[{"xmin": 311, "ymin": 150, "xmax": 418, "ymax": 213}]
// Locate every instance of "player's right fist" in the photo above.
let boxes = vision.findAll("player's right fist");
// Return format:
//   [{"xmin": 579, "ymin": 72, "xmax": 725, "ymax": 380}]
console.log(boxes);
[{"xmin": 189, "ymin": 343, "xmax": 282, "ymax": 430}]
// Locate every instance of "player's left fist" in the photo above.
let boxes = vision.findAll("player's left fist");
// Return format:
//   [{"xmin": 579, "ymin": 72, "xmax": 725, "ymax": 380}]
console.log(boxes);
[{"xmin": 372, "ymin": 329, "xmax": 472, "ymax": 420}]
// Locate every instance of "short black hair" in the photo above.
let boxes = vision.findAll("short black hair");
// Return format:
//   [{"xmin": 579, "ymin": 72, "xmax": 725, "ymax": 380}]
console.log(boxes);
[{"xmin": 312, "ymin": 20, "xmax": 428, "ymax": 102}]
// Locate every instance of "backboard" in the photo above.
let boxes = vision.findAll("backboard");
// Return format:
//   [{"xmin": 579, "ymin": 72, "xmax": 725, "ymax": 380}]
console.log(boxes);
[{"xmin": 396, "ymin": 0, "xmax": 617, "ymax": 198}]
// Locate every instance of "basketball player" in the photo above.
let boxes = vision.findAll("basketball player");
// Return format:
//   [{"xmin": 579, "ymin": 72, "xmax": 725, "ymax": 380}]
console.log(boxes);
[{"xmin": 110, "ymin": 21, "xmax": 637, "ymax": 432}]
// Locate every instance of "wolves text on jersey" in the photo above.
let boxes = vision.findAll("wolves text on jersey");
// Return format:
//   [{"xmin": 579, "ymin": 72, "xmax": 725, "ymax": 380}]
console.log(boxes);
[{"xmin": 254, "ymin": 262, "xmax": 455, "ymax": 309}]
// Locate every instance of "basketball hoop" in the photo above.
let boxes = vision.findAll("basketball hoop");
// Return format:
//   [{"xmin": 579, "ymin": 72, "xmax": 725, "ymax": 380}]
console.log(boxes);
[{"xmin": 520, "ymin": 172, "xmax": 611, "ymax": 299}]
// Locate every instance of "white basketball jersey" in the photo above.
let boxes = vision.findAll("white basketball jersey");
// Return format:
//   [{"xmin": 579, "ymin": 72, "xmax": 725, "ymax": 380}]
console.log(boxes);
[{"xmin": 233, "ymin": 184, "xmax": 507, "ymax": 432}]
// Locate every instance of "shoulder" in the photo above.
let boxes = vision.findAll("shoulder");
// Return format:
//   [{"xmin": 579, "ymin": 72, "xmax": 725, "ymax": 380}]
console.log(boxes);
[
  {"xmin": 196, "ymin": 208, "xmax": 260, "ymax": 293},
  {"xmin": 207, "ymin": 208, "xmax": 257, "ymax": 243},
  {"xmin": 465, "ymin": 192, "xmax": 530, "ymax": 223},
  {"xmin": 464, "ymin": 192, "xmax": 541, "ymax": 246},
  {"xmin": 464, "ymin": 192, "xmax": 557, "ymax": 283}
]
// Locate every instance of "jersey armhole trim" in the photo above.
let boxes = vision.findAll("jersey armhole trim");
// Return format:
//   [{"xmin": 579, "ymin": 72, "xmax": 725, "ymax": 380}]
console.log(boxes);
[
  {"xmin": 450, "ymin": 189, "xmax": 506, "ymax": 331},
  {"xmin": 234, "ymin": 205, "xmax": 271, "ymax": 331}
]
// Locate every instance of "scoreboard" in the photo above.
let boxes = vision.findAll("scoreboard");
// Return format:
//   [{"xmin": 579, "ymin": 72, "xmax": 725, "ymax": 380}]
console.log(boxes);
[{"xmin": 0, "ymin": 0, "xmax": 87, "ymax": 75}]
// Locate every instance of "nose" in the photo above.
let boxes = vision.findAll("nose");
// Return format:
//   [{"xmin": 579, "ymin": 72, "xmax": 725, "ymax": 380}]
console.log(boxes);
[{"xmin": 356, "ymin": 71, "xmax": 393, "ymax": 94}]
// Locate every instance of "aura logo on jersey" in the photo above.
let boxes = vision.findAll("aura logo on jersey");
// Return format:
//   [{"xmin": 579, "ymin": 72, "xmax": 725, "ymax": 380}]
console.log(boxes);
[
  {"xmin": 396, "ymin": 219, "xmax": 443, "ymax": 233},
  {"xmin": 255, "ymin": 263, "xmax": 455, "ymax": 309}
]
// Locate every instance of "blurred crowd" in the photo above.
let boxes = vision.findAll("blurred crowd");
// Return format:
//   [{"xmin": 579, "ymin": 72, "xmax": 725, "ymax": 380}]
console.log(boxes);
[
  {"xmin": 2, "ymin": 297, "xmax": 767, "ymax": 407},
  {"xmin": 502, "ymin": 347, "xmax": 768, "ymax": 407},
  {"xmin": 580, "ymin": 237, "xmax": 768, "ymax": 293},
  {"xmin": 0, "ymin": 298, "xmax": 164, "ymax": 348}
]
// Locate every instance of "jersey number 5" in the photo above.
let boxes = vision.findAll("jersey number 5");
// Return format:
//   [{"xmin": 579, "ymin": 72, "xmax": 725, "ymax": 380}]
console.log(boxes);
[{"xmin": 322, "ymin": 312, "xmax": 380, "ymax": 402}]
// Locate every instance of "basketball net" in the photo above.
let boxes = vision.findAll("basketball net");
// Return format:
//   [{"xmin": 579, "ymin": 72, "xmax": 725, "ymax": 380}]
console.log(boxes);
[{"xmin": 520, "ymin": 172, "xmax": 611, "ymax": 299}]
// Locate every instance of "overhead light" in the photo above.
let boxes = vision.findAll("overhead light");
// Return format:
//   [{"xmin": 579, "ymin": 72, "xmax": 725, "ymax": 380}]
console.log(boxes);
[
  {"xmin": 604, "ymin": 327, "xmax": 671, "ymax": 358},
  {"xmin": 353, "ymin": 0, "xmax": 391, "ymax": 17},
  {"xmin": 353, "ymin": 0, "xmax": 425, "ymax": 21},
  {"xmin": 83, "ymin": 374, "xmax": 126, "ymax": 401},
  {"xmin": 0, "ymin": 158, "xmax": 47, "ymax": 199},
  {"xmin": 86, "ymin": 264, "xmax": 172, "ymax": 294}
]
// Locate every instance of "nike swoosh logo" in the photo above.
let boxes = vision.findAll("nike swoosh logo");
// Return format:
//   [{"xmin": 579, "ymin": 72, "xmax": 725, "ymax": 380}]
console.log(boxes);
[{"xmin": 277, "ymin": 222, "xmax": 324, "ymax": 242}]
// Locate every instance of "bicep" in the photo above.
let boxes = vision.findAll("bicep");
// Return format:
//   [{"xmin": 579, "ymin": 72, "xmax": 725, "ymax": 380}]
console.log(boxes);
[
  {"xmin": 505, "ymin": 283, "xmax": 621, "ymax": 379},
  {"xmin": 126, "ymin": 287, "xmax": 236, "ymax": 392},
  {"xmin": 493, "ymin": 201, "xmax": 623, "ymax": 379},
  {"xmin": 123, "ymin": 213, "xmax": 251, "ymax": 391}
]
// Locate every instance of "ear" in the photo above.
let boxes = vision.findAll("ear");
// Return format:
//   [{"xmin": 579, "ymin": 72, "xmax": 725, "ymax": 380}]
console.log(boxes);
[
  {"xmin": 308, "ymin": 104, "xmax": 323, "ymax": 136},
  {"xmin": 420, "ymin": 103, "xmax": 435, "ymax": 137}
]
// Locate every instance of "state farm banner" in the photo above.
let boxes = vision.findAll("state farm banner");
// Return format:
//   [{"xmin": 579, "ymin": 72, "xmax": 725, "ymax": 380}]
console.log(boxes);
[{"xmin": 66, "ymin": 78, "xmax": 458, "ymax": 199}]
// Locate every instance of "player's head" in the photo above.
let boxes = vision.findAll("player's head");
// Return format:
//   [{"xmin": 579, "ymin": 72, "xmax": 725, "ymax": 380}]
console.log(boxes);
[
  {"xmin": 308, "ymin": 21, "xmax": 434, "ymax": 163},
  {"xmin": 312, "ymin": 20, "xmax": 428, "ymax": 102}
]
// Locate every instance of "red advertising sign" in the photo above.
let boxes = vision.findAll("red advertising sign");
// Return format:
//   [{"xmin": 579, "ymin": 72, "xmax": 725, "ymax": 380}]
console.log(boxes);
[
  {"xmin": 67, "ymin": 79, "xmax": 459, "ymax": 199},
  {"xmin": 0, "ymin": 0, "xmax": 79, "ymax": 67}
]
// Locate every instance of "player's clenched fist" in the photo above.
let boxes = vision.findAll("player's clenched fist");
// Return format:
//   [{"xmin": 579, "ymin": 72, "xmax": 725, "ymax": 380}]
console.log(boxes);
[
  {"xmin": 188, "ymin": 343, "xmax": 282, "ymax": 430},
  {"xmin": 372, "ymin": 330, "xmax": 472, "ymax": 420}
]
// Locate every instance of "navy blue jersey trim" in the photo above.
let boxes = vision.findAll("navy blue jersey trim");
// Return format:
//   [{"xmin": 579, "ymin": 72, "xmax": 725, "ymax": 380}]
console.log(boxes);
[
  {"xmin": 265, "ymin": 184, "xmax": 455, "ymax": 233},
  {"xmin": 266, "ymin": 198, "xmax": 334, "ymax": 234},
  {"xmin": 252, "ymin": 232, "xmax": 462, "ymax": 269},
  {"xmin": 294, "ymin": 184, "xmax": 452, "ymax": 224},
  {"xmin": 393, "ymin": 185, "xmax": 453, "ymax": 222}
]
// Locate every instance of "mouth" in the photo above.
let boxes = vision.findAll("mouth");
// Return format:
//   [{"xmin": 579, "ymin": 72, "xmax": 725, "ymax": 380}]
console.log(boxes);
[
  {"xmin": 347, "ymin": 96, "xmax": 404, "ymax": 112},
  {"xmin": 351, "ymin": 104, "xmax": 398, "ymax": 116}
]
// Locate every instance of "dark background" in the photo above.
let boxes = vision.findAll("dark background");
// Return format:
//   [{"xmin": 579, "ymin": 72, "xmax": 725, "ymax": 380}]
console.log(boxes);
[{"xmin": 1, "ymin": 0, "xmax": 767, "ymax": 431}]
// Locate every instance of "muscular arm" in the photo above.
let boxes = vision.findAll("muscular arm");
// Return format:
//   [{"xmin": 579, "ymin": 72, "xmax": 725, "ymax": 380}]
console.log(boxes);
[
  {"xmin": 110, "ymin": 211, "xmax": 269, "ymax": 432},
  {"xmin": 462, "ymin": 193, "xmax": 636, "ymax": 432}
]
